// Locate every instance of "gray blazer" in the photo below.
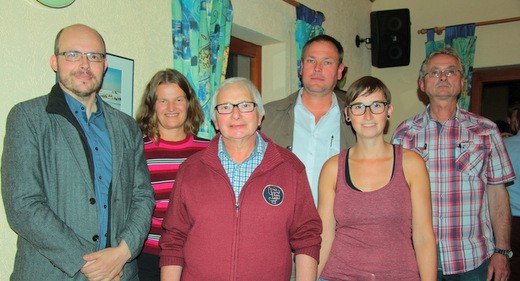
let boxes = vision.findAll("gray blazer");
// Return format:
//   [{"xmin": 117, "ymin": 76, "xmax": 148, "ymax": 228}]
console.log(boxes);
[
  {"xmin": 1, "ymin": 84, "xmax": 155, "ymax": 280},
  {"xmin": 261, "ymin": 90, "xmax": 357, "ymax": 150}
]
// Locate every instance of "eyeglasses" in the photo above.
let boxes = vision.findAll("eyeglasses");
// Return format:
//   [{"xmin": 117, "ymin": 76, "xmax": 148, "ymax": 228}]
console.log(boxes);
[
  {"xmin": 215, "ymin": 102, "xmax": 257, "ymax": 114},
  {"xmin": 348, "ymin": 101, "xmax": 389, "ymax": 116},
  {"xmin": 57, "ymin": 51, "xmax": 106, "ymax": 62},
  {"xmin": 425, "ymin": 69, "xmax": 461, "ymax": 78}
]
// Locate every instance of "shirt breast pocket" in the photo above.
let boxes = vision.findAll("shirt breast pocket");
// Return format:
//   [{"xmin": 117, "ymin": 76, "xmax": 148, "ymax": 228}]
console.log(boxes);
[
  {"xmin": 456, "ymin": 140, "xmax": 485, "ymax": 177},
  {"xmin": 411, "ymin": 145, "xmax": 429, "ymax": 163}
]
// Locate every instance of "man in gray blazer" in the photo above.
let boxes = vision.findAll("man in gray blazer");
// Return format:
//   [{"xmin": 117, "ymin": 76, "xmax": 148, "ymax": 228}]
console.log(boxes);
[{"xmin": 1, "ymin": 24, "xmax": 155, "ymax": 280}]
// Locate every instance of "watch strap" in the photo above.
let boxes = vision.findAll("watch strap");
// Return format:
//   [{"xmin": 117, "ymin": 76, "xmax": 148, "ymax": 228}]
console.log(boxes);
[{"xmin": 495, "ymin": 248, "xmax": 513, "ymax": 258}]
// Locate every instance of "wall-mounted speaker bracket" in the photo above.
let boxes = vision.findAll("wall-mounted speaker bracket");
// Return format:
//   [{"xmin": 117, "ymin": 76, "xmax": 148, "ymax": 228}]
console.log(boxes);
[{"xmin": 355, "ymin": 35, "xmax": 372, "ymax": 48}]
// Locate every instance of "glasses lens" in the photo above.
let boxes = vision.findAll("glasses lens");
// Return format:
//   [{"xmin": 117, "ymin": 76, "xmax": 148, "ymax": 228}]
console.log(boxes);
[
  {"xmin": 64, "ymin": 52, "xmax": 80, "ymax": 61},
  {"xmin": 428, "ymin": 69, "xmax": 459, "ymax": 78},
  {"xmin": 370, "ymin": 102, "xmax": 386, "ymax": 114},
  {"xmin": 350, "ymin": 104, "xmax": 365, "ymax": 116},
  {"xmin": 238, "ymin": 102, "xmax": 255, "ymax": 113},
  {"xmin": 217, "ymin": 104, "xmax": 232, "ymax": 114},
  {"xmin": 87, "ymin": 53, "xmax": 105, "ymax": 62}
]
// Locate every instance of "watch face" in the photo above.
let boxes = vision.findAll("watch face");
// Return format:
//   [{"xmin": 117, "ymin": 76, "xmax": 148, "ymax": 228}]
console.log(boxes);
[{"xmin": 35, "ymin": 0, "xmax": 75, "ymax": 8}]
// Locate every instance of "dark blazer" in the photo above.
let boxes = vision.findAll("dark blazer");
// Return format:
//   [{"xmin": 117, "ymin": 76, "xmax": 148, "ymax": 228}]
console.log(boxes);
[
  {"xmin": 1, "ymin": 84, "xmax": 155, "ymax": 280},
  {"xmin": 261, "ymin": 90, "xmax": 357, "ymax": 150}
]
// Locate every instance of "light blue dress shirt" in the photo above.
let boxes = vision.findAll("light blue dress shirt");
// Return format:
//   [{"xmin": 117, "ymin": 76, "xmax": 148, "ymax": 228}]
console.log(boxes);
[
  {"xmin": 65, "ymin": 93, "xmax": 112, "ymax": 250},
  {"xmin": 504, "ymin": 133, "xmax": 520, "ymax": 216},
  {"xmin": 293, "ymin": 89, "xmax": 341, "ymax": 206}
]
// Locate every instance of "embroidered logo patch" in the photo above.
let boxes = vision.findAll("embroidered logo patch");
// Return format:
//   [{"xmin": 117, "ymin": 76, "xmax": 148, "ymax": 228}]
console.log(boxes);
[{"xmin": 263, "ymin": 185, "xmax": 284, "ymax": 206}]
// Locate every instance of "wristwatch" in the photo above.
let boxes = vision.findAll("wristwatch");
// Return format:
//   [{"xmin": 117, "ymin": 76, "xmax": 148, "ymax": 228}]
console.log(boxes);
[{"xmin": 495, "ymin": 248, "xmax": 513, "ymax": 258}]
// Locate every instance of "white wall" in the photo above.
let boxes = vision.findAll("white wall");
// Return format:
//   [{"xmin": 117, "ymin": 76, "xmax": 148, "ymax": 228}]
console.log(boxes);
[
  {"xmin": 0, "ymin": 0, "xmax": 371, "ymax": 278},
  {"xmin": 371, "ymin": 0, "xmax": 520, "ymax": 140}
]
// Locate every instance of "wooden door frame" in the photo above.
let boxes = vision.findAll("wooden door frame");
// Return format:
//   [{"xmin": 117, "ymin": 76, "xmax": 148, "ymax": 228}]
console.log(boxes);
[
  {"xmin": 229, "ymin": 36, "xmax": 262, "ymax": 93},
  {"xmin": 469, "ymin": 66, "xmax": 520, "ymax": 115}
]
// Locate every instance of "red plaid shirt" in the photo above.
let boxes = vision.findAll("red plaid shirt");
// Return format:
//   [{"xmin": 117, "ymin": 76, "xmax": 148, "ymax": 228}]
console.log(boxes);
[{"xmin": 392, "ymin": 106, "xmax": 515, "ymax": 274}]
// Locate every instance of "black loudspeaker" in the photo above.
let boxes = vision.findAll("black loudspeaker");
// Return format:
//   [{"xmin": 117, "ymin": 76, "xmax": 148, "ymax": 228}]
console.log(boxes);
[{"xmin": 370, "ymin": 8, "xmax": 410, "ymax": 68}]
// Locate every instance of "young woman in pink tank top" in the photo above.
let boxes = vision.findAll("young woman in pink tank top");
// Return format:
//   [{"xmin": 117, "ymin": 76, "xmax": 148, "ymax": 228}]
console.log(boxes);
[{"xmin": 317, "ymin": 76, "xmax": 437, "ymax": 280}]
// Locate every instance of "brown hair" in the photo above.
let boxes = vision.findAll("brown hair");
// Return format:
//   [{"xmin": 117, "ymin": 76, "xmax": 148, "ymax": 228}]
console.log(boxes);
[
  {"xmin": 136, "ymin": 69, "xmax": 204, "ymax": 142},
  {"xmin": 345, "ymin": 76, "xmax": 391, "ymax": 107},
  {"xmin": 301, "ymin": 34, "xmax": 344, "ymax": 64}
]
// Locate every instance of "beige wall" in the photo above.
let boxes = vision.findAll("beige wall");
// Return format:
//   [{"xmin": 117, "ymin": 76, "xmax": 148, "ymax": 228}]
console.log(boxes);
[
  {"xmin": 0, "ymin": 0, "xmax": 174, "ymax": 277},
  {"xmin": 0, "ymin": 0, "xmax": 371, "ymax": 278},
  {"xmin": 371, "ymin": 0, "xmax": 520, "ymax": 140},
  {"xmin": 232, "ymin": 0, "xmax": 372, "ymax": 103},
  {"xmin": 1, "ymin": 0, "xmax": 519, "ymax": 278}
]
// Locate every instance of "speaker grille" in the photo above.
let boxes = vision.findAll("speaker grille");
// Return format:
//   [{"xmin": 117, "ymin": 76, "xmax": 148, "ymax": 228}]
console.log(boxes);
[{"xmin": 370, "ymin": 9, "xmax": 411, "ymax": 68}]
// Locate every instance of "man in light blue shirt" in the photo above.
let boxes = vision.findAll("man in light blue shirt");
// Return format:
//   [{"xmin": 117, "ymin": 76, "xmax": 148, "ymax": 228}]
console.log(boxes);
[{"xmin": 263, "ymin": 35, "xmax": 356, "ymax": 206}]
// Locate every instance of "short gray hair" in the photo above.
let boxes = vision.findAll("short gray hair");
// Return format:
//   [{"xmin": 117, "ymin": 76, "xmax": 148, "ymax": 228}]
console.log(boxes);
[
  {"xmin": 210, "ymin": 77, "xmax": 264, "ymax": 122},
  {"xmin": 419, "ymin": 48, "xmax": 465, "ymax": 80}
]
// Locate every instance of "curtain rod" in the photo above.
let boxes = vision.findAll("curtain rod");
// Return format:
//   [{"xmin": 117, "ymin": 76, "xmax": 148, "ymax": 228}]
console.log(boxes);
[
  {"xmin": 281, "ymin": 0, "xmax": 327, "ymax": 21},
  {"xmin": 418, "ymin": 16, "xmax": 520, "ymax": 35}
]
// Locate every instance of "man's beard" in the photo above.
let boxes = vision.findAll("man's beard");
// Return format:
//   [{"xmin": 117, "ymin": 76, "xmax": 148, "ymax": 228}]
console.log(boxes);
[{"xmin": 59, "ymin": 70, "xmax": 104, "ymax": 98}]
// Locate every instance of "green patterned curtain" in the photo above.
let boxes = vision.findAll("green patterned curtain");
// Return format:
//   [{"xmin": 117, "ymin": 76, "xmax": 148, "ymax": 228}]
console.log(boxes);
[
  {"xmin": 425, "ymin": 24, "xmax": 477, "ymax": 110},
  {"xmin": 172, "ymin": 0, "xmax": 233, "ymax": 139},
  {"xmin": 295, "ymin": 4, "xmax": 324, "ymax": 87}
]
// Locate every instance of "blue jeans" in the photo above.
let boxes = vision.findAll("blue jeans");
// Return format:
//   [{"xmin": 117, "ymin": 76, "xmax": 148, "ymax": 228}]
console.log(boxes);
[
  {"xmin": 437, "ymin": 258, "xmax": 490, "ymax": 281},
  {"xmin": 319, "ymin": 279, "xmax": 329, "ymax": 281}
]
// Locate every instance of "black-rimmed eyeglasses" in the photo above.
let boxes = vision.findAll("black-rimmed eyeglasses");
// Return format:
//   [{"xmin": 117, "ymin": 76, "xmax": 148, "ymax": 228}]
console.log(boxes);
[
  {"xmin": 348, "ymin": 101, "xmax": 389, "ymax": 116},
  {"xmin": 215, "ymin": 102, "xmax": 257, "ymax": 114},
  {"xmin": 57, "ymin": 51, "xmax": 106, "ymax": 63}
]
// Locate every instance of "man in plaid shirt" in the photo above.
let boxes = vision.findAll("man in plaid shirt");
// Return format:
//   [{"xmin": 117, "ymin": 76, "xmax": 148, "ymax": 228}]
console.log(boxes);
[{"xmin": 392, "ymin": 48, "xmax": 515, "ymax": 281}]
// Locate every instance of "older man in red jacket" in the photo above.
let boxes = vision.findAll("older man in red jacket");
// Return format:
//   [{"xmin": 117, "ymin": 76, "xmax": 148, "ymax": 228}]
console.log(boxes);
[{"xmin": 159, "ymin": 77, "xmax": 322, "ymax": 281}]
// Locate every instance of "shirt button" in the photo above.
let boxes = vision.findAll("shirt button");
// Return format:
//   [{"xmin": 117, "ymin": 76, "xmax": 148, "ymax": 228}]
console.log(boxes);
[
  {"xmin": 92, "ymin": 235, "xmax": 99, "ymax": 242},
  {"xmin": 89, "ymin": 198, "xmax": 96, "ymax": 204},
  {"xmin": 104, "ymin": 205, "xmax": 107, "ymax": 209},
  {"xmin": 99, "ymin": 176, "xmax": 102, "ymax": 180},
  {"xmin": 95, "ymin": 147, "xmax": 99, "ymax": 151}
]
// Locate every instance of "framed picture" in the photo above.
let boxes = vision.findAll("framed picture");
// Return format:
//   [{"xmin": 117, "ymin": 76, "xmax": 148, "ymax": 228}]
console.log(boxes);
[{"xmin": 100, "ymin": 53, "xmax": 134, "ymax": 116}]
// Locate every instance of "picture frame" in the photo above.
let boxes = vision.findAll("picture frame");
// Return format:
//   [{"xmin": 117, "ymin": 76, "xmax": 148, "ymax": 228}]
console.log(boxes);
[{"xmin": 100, "ymin": 53, "xmax": 135, "ymax": 116}]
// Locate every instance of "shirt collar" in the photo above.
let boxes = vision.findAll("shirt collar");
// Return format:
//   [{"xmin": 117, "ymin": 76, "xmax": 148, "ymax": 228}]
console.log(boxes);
[
  {"xmin": 218, "ymin": 131, "xmax": 267, "ymax": 163},
  {"xmin": 425, "ymin": 104, "xmax": 461, "ymax": 123},
  {"xmin": 295, "ymin": 88, "xmax": 338, "ymax": 111},
  {"xmin": 63, "ymin": 90, "xmax": 103, "ymax": 120}
]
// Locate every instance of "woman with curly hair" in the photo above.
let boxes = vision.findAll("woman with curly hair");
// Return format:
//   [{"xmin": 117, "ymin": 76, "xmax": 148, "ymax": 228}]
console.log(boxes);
[{"xmin": 135, "ymin": 69, "xmax": 209, "ymax": 280}]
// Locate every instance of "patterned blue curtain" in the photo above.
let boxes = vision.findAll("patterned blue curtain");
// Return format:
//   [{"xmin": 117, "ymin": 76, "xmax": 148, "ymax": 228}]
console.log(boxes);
[
  {"xmin": 425, "ymin": 24, "xmax": 477, "ymax": 110},
  {"xmin": 295, "ymin": 4, "xmax": 325, "ymax": 87},
  {"xmin": 172, "ymin": 0, "xmax": 233, "ymax": 139}
]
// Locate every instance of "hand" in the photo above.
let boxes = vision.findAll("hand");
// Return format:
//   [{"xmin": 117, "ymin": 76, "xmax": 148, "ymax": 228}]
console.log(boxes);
[
  {"xmin": 81, "ymin": 240, "xmax": 131, "ymax": 281},
  {"xmin": 487, "ymin": 253, "xmax": 510, "ymax": 281},
  {"xmin": 111, "ymin": 271, "xmax": 123, "ymax": 281}
]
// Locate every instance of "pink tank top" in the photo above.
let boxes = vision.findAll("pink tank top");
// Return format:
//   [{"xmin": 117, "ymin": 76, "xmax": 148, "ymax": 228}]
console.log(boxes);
[{"xmin": 320, "ymin": 145, "xmax": 420, "ymax": 281}]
